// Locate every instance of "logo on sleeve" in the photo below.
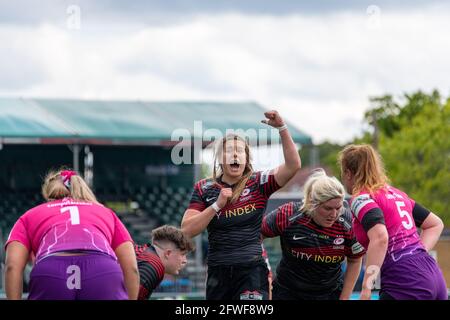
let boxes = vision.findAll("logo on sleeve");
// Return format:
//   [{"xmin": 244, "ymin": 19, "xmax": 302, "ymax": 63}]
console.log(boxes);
[
  {"xmin": 351, "ymin": 242, "xmax": 365, "ymax": 254},
  {"xmin": 260, "ymin": 170, "xmax": 270, "ymax": 185},
  {"xmin": 351, "ymin": 194, "xmax": 375, "ymax": 219}
]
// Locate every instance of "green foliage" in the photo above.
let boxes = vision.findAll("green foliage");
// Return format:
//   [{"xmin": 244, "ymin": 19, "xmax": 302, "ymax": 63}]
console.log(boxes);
[
  {"xmin": 364, "ymin": 95, "xmax": 401, "ymax": 138},
  {"xmin": 300, "ymin": 142, "xmax": 342, "ymax": 176},
  {"xmin": 379, "ymin": 97, "xmax": 450, "ymax": 225}
]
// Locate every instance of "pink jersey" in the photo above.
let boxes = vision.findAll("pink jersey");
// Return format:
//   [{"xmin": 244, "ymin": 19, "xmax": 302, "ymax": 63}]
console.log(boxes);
[
  {"xmin": 350, "ymin": 185, "xmax": 423, "ymax": 265},
  {"xmin": 5, "ymin": 198, "xmax": 132, "ymax": 262}
]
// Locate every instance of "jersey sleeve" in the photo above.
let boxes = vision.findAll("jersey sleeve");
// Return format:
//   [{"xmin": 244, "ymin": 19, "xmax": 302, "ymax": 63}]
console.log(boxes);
[
  {"xmin": 350, "ymin": 194, "xmax": 379, "ymax": 223},
  {"xmin": 111, "ymin": 211, "xmax": 133, "ymax": 250},
  {"xmin": 5, "ymin": 217, "xmax": 31, "ymax": 251},
  {"xmin": 187, "ymin": 181, "xmax": 206, "ymax": 212},
  {"xmin": 361, "ymin": 207, "xmax": 385, "ymax": 232},
  {"xmin": 261, "ymin": 202, "xmax": 294, "ymax": 237},
  {"xmin": 342, "ymin": 208, "xmax": 366, "ymax": 258},
  {"xmin": 137, "ymin": 256, "xmax": 165, "ymax": 300},
  {"xmin": 411, "ymin": 202, "xmax": 431, "ymax": 228},
  {"xmin": 345, "ymin": 231, "xmax": 366, "ymax": 259},
  {"xmin": 258, "ymin": 170, "xmax": 281, "ymax": 199}
]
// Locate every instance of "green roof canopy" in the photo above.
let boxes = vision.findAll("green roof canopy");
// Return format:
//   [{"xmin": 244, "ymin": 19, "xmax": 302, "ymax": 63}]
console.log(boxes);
[{"xmin": 0, "ymin": 98, "xmax": 312, "ymax": 145}]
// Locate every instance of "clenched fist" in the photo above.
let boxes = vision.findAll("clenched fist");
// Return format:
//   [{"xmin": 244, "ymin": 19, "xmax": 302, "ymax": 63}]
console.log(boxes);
[
  {"xmin": 261, "ymin": 110, "xmax": 285, "ymax": 128},
  {"xmin": 216, "ymin": 188, "xmax": 232, "ymax": 209}
]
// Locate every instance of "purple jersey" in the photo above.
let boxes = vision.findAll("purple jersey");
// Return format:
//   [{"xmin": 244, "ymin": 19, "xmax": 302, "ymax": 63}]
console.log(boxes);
[{"xmin": 350, "ymin": 185, "xmax": 424, "ymax": 266}]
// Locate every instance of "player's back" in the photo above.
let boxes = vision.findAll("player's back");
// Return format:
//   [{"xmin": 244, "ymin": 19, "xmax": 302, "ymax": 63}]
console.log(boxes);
[
  {"xmin": 371, "ymin": 186, "xmax": 423, "ymax": 262},
  {"xmin": 13, "ymin": 197, "xmax": 122, "ymax": 261}
]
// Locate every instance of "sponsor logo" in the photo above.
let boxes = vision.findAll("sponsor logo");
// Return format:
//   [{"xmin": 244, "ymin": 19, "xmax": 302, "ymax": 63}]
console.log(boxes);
[
  {"xmin": 224, "ymin": 203, "xmax": 257, "ymax": 218},
  {"xmin": 206, "ymin": 197, "xmax": 216, "ymax": 202},
  {"xmin": 293, "ymin": 235, "xmax": 307, "ymax": 241},
  {"xmin": 351, "ymin": 194, "xmax": 375, "ymax": 219},
  {"xmin": 260, "ymin": 170, "xmax": 270, "ymax": 185},
  {"xmin": 309, "ymin": 233, "xmax": 329, "ymax": 240},
  {"xmin": 290, "ymin": 249, "xmax": 345, "ymax": 263},
  {"xmin": 352, "ymin": 242, "xmax": 365, "ymax": 254}
]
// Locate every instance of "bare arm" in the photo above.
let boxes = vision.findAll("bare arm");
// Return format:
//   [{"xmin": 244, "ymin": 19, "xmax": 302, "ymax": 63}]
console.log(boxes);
[
  {"xmin": 115, "ymin": 241, "xmax": 139, "ymax": 300},
  {"xmin": 419, "ymin": 212, "xmax": 444, "ymax": 252},
  {"xmin": 5, "ymin": 241, "xmax": 29, "ymax": 300},
  {"xmin": 262, "ymin": 110, "xmax": 301, "ymax": 187},
  {"xmin": 340, "ymin": 257, "xmax": 362, "ymax": 300},
  {"xmin": 360, "ymin": 224, "xmax": 388, "ymax": 300},
  {"xmin": 181, "ymin": 208, "xmax": 217, "ymax": 238},
  {"xmin": 181, "ymin": 188, "xmax": 232, "ymax": 238}
]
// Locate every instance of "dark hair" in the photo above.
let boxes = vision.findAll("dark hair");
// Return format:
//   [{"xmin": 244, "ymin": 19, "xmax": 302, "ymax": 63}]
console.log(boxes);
[{"xmin": 152, "ymin": 225, "xmax": 195, "ymax": 252}]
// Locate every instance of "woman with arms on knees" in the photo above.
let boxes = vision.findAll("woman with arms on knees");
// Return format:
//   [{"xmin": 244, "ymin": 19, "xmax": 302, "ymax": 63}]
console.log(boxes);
[
  {"xmin": 339, "ymin": 144, "xmax": 447, "ymax": 300},
  {"xmin": 262, "ymin": 169, "xmax": 365, "ymax": 300},
  {"xmin": 5, "ymin": 169, "xmax": 139, "ymax": 300},
  {"xmin": 181, "ymin": 110, "xmax": 301, "ymax": 300}
]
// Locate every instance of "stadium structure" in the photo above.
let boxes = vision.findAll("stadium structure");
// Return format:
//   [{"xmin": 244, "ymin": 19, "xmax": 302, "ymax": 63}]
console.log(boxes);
[{"xmin": 0, "ymin": 98, "xmax": 312, "ymax": 299}]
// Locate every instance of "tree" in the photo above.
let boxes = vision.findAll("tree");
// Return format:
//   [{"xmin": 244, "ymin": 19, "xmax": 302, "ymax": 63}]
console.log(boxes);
[
  {"xmin": 300, "ymin": 142, "xmax": 343, "ymax": 176},
  {"xmin": 379, "ymin": 97, "xmax": 450, "ymax": 225}
]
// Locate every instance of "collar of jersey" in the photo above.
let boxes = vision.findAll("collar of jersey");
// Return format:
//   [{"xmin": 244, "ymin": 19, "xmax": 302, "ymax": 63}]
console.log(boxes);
[{"xmin": 216, "ymin": 175, "xmax": 236, "ymax": 188}]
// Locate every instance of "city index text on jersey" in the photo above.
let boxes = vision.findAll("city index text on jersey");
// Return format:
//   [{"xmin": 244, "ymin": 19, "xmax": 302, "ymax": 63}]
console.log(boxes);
[{"xmin": 224, "ymin": 203, "xmax": 257, "ymax": 218}]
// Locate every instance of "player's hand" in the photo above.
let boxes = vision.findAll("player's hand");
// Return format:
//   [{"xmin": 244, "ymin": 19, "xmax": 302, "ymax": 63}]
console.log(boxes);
[
  {"xmin": 216, "ymin": 188, "xmax": 232, "ymax": 208},
  {"xmin": 359, "ymin": 288, "xmax": 372, "ymax": 300},
  {"xmin": 261, "ymin": 110, "xmax": 285, "ymax": 128}
]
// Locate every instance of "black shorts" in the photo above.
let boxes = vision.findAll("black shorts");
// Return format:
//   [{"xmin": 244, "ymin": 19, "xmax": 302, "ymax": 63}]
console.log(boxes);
[
  {"xmin": 272, "ymin": 281, "xmax": 342, "ymax": 300},
  {"xmin": 206, "ymin": 261, "xmax": 269, "ymax": 300}
]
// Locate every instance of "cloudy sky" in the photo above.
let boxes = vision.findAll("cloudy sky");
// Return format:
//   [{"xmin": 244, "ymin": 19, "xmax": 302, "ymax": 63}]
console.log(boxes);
[{"xmin": 1, "ymin": 0, "xmax": 450, "ymax": 143}]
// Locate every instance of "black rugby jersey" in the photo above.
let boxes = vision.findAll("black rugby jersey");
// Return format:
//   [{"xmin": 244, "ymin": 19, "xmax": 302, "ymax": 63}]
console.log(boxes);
[
  {"xmin": 188, "ymin": 171, "xmax": 280, "ymax": 266},
  {"xmin": 134, "ymin": 243, "xmax": 165, "ymax": 300},
  {"xmin": 262, "ymin": 201, "xmax": 365, "ymax": 294}
]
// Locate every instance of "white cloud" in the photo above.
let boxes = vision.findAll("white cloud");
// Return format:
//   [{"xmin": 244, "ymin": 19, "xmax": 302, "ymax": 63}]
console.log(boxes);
[{"xmin": 1, "ymin": 6, "xmax": 450, "ymax": 143}]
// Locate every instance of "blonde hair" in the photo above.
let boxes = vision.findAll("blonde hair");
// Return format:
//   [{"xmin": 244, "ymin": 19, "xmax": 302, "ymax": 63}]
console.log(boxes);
[
  {"xmin": 338, "ymin": 144, "xmax": 389, "ymax": 195},
  {"xmin": 212, "ymin": 134, "xmax": 253, "ymax": 203},
  {"xmin": 301, "ymin": 169, "xmax": 345, "ymax": 216},
  {"xmin": 42, "ymin": 168, "xmax": 99, "ymax": 203}
]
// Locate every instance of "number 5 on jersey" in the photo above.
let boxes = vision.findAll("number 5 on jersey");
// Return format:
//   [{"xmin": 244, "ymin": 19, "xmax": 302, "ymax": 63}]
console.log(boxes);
[{"xmin": 395, "ymin": 201, "xmax": 413, "ymax": 230}]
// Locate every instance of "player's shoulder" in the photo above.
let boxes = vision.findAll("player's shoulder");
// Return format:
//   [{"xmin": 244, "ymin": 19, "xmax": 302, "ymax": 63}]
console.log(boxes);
[
  {"xmin": 350, "ymin": 192, "xmax": 376, "ymax": 218},
  {"xmin": 337, "ymin": 200, "xmax": 353, "ymax": 230},
  {"xmin": 385, "ymin": 185, "xmax": 411, "ymax": 201},
  {"xmin": 283, "ymin": 201, "xmax": 305, "ymax": 222},
  {"xmin": 247, "ymin": 171, "xmax": 260, "ymax": 182},
  {"xmin": 254, "ymin": 169, "xmax": 274, "ymax": 185},
  {"xmin": 134, "ymin": 242, "xmax": 150, "ymax": 253},
  {"xmin": 136, "ymin": 244, "xmax": 162, "ymax": 264},
  {"xmin": 279, "ymin": 200, "xmax": 302, "ymax": 212},
  {"xmin": 195, "ymin": 177, "xmax": 218, "ymax": 191},
  {"xmin": 22, "ymin": 200, "xmax": 59, "ymax": 218}
]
